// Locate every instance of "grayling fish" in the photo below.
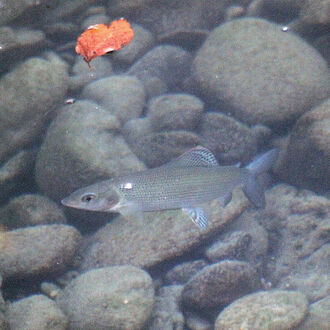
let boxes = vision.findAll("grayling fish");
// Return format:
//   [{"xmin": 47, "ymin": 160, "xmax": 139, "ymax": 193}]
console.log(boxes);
[{"xmin": 61, "ymin": 147, "xmax": 278, "ymax": 229}]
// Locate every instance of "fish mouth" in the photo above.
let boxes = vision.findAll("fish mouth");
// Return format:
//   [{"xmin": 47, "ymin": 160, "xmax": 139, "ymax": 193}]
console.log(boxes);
[{"xmin": 61, "ymin": 197, "xmax": 76, "ymax": 207}]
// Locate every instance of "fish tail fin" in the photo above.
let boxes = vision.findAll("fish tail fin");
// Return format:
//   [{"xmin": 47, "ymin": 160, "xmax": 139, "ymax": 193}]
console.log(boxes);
[{"xmin": 243, "ymin": 149, "xmax": 279, "ymax": 208}]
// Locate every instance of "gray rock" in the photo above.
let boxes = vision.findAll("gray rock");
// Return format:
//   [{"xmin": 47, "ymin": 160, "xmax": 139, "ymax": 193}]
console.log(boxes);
[
  {"xmin": 69, "ymin": 56, "xmax": 113, "ymax": 92},
  {"xmin": 297, "ymin": 295, "xmax": 330, "ymax": 330},
  {"xmin": 0, "ymin": 53, "xmax": 69, "ymax": 163},
  {"xmin": 147, "ymin": 93, "xmax": 204, "ymax": 132},
  {"xmin": 226, "ymin": 212, "xmax": 269, "ymax": 273},
  {"xmin": 0, "ymin": 0, "xmax": 51, "ymax": 25},
  {"xmin": 111, "ymin": 23, "xmax": 155, "ymax": 65},
  {"xmin": 56, "ymin": 266, "xmax": 154, "ymax": 330},
  {"xmin": 157, "ymin": 29, "xmax": 209, "ymax": 51},
  {"xmin": 215, "ymin": 290, "xmax": 308, "ymax": 330},
  {"xmin": 125, "ymin": 130, "xmax": 201, "ymax": 168},
  {"xmin": 181, "ymin": 260, "xmax": 259, "ymax": 310},
  {"xmin": 7, "ymin": 294, "xmax": 68, "ymax": 330},
  {"xmin": 80, "ymin": 195, "xmax": 250, "ymax": 271},
  {"xmin": 260, "ymin": 184, "xmax": 330, "ymax": 301},
  {"xmin": 199, "ymin": 112, "xmax": 259, "ymax": 164},
  {"xmin": 165, "ymin": 260, "xmax": 208, "ymax": 285},
  {"xmin": 192, "ymin": 18, "xmax": 330, "ymax": 126},
  {"xmin": 127, "ymin": 45, "xmax": 192, "ymax": 97},
  {"xmin": 0, "ymin": 224, "xmax": 81, "ymax": 280},
  {"xmin": 276, "ymin": 98, "xmax": 330, "ymax": 192},
  {"xmin": 0, "ymin": 194, "xmax": 66, "ymax": 229},
  {"xmin": 81, "ymin": 14, "xmax": 110, "ymax": 30},
  {"xmin": 149, "ymin": 285, "xmax": 184, "ymax": 330},
  {"xmin": 205, "ymin": 231, "xmax": 252, "ymax": 262},
  {"xmin": 0, "ymin": 149, "xmax": 36, "ymax": 203},
  {"xmin": 35, "ymin": 100, "xmax": 144, "ymax": 202},
  {"xmin": 82, "ymin": 75, "xmax": 146, "ymax": 123},
  {"xmin": 0, "ymin": 27, "xmax": 45, "ymax": 69},
  {"xmin": 281, "ymin": 244, "xmax": 330, "ymax": 302},
  {"xmin": 185, "ymin": 312, "xmax": 212, "ymax": 330},
  {"xmin": 299, "ymin": 0, "xmax": 330, "ymax": 25}
]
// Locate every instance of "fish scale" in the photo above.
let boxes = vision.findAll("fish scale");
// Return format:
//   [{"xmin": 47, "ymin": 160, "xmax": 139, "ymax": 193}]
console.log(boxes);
[{"xmin": 113, "ymin": 166, "xmax": 248, "ymax": 211}]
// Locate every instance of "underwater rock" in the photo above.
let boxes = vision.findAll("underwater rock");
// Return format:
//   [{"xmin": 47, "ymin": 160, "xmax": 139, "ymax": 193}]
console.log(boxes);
[
  {"xmin": 147, "ymin": 93, "xmax": 204, "ymax": 132},
  {"xmin": 165, "ymin": 260, "xmax": 208, "ymax": 285},
  {"xmin": 111, "ymin": 23, "xmax": 155, "ymax": 65},
  {"xmin": 0, "ymin": 53, "xmax": 69, "ymax": 163},
  {"xmin": 0, "ymin": 149, "xmax": 36, "ymax": 203},
  {"xmin": 56, "ymin": 266, "xmax": 154, "ymax": 330},
  {"xmin": 199, "ymin": 112, "xmax": 259, "ymax": 164},
  {"xmin": 215, "ymin": 290, "xmax": 308, "ymax": 330},
  {"xmin": 192, "ymin": 18, "xmax": 330, "ymax": 126},
  {"xmin": 80, "ymin": 196, "xmax": 249, "ymax": 271},
  {"xmin": 260, "ymin": 184, "xmax": 330, "ymax": 301},
  {"xmin": 205, "ymin": 231, "xmax": 252, "ymax": 262},
  {"xmin": 0, "ymin": 224, "xmax": 81, "ymax": 280},
  {"xmin": 149, "ymin": 285, "xmax": 184, "ymax": 330},
  {"xmin": 127, "ymin": 45, "xmax": 192, "ymax": 97},
  {"xmin": 7, "ymin": 294, "xmax": 68, "ymax": 330},
  {"xmin": 0, "ymin": 194, "xmax": 67, "ymax": 229},
  {"xmin": 181, "ymin": 260, "xmax": 259, "ymax": 310},
  {"xmin": 299, "ymin": 0, "xmax": 330, "ymax": 25},
  {"xmin": 0, "ymin": 27, "xmax": 45, "ymax": 70},
  {"xmin": 132, "ymin": 130, "xmax": 200, "ymax": 167},
  {"xmin": 69, "ymin": 56, "xmax": 113, "ymax": 92},
  {"xmin": 276, "ymin": 98, "xmax": 330, "ymax": 192},
  {"xmin": 35, "ymin": 100, "xmax": 144, "ymax": 202},
  {"xmin": 225, "ymin": 212, "xmax": 269, "ymax": 273},
  {"xmin": 82, "ymin": 75, "xmax": 146, "ymax": 124},
  {"xmin": 297, "ymin": 295, "xmax": 330, "ymax": 330}
]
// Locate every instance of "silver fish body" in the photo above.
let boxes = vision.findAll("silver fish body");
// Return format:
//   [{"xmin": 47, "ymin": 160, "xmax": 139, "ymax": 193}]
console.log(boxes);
[
  {"xmin": 62, "ymin": 147, "xmax": 278, "ymax": 229},
  {"xmin": 111, "ymin": 166, "xmax": 248, "ymax": 212}
]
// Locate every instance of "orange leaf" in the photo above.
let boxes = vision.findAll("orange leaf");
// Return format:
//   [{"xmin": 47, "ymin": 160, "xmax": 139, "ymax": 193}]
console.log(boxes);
[{"xmin": 75, "ymin": 18, "xmax": 134, "ymax": 68}]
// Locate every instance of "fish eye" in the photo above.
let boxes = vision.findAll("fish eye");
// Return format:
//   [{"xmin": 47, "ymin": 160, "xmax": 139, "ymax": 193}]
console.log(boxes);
[{"xmin": 81, "ymin": 193, "xmax": 96, "ymax": 203}]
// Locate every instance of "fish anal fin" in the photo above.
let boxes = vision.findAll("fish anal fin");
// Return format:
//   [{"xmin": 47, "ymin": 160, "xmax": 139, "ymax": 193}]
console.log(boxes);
[
  {"xmin": 182, "ymin": 207, "xmax": 208, "ymax": 229},
  {"xmin": 163, "ymin": 146, "xmax": 219, "ymax": 168}
]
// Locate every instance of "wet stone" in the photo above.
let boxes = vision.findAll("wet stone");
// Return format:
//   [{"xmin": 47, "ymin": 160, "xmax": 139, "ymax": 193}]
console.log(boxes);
[
  {"xmin": 215, "ymin": 290, "xmax": 308, "ymax": 330},
  {"xmin": 165, "ymin": 260, "xmax": 208, "ymax": 285},
  {"xmin": 147, "ymin": 93, "xmax": 204, "ymax": 132},
  {"xmin": 56, "ymin": 266, "xmax": 154, "ymax": 330},
  {"xmin": 6, "ymin": 294, "xmax": 68, "ymax": 330},
  {"xmin": 205, "ymin": 231, "xmax": 252, "ymax": 262},
  {"xmin": 0, "ymin": 224, "xmax": 81, "ymax": 280},
  {"xmin": 149, "ymin": 285, "xmax": 184, "ymax": 330},
  {"xmin": 181, "ymin": 260, "xmax": 260, "ymax": 310},
  {"xmin": 0, "ymin": 194, "xmax": 67, "ymax": 229}
]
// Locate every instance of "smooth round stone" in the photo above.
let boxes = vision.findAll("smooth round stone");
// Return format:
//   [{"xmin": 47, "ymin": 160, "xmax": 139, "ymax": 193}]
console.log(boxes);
[
  {"xmin": 192, "ymin": 18, "xmax": 330, "ymax": 126},
  {"xmin": 56, "ymin": 266, "xmax": 154, "ymax": 329},
  {"xmin": 7, "ymin": 294, "xmax": 68, "ymax": 330},
  {"xmin": 148, "ymin": 93, "xmax": 204, "ymax": 131},
  {"xmin": 82, "ymin": 75, "xmax": 146, "ymax": 123},
  {"xmin": 215, "ymin": 290, "xmax": 308, "ymax": 330},
  {"xmin": 182, "ymin": 260, "xmax": 259, "ymax": 309}
]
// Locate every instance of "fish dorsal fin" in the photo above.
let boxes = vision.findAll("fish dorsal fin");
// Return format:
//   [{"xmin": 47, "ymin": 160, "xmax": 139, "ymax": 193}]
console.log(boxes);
[{"xmin": 163, "ymin": 146, "xmax": 219, "ymax": 168}]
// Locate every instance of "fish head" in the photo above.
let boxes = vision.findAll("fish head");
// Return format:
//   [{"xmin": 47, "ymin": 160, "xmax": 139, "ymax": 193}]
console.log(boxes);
[{"xmin": 61, "ymin": 181, "xmax": 120, "ymax": 212}]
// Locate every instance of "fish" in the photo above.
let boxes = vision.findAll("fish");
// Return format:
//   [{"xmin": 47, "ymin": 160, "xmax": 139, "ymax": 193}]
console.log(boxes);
[{"xmin": 61, "ymin": 147, "xmax": 279, "ymax": 229}]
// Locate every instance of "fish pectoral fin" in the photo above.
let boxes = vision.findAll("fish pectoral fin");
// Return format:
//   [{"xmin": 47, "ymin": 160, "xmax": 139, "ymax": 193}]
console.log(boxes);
[{"xmin": 182, "ymin": 207, "xmax": 208, "ymax": 230}]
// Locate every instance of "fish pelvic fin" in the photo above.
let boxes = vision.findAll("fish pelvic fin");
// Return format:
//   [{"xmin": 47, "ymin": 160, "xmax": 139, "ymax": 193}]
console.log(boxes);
[
  {"xmin": 182, "ymin": 207, "xmax": 208, "ymax": 230},
  {"xmin": 243, "ymin": 148, "xmax": 279, "ymax": 209}
]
